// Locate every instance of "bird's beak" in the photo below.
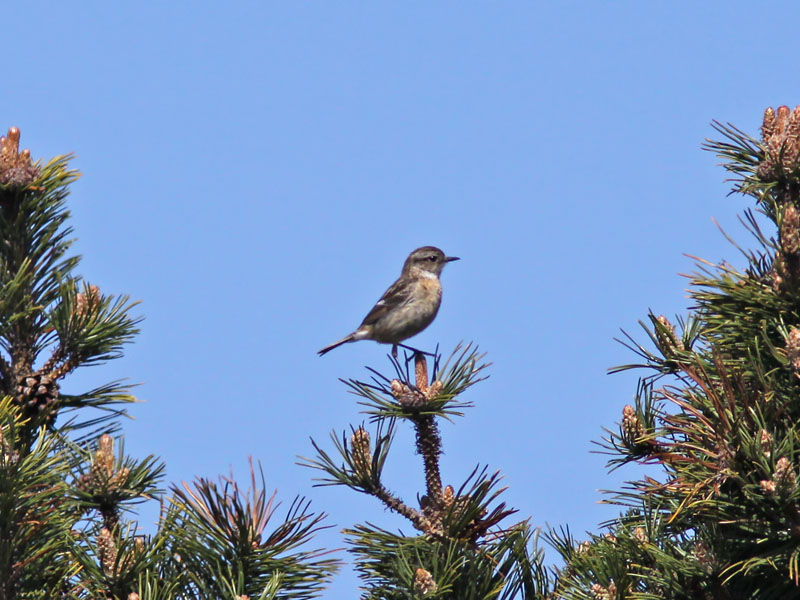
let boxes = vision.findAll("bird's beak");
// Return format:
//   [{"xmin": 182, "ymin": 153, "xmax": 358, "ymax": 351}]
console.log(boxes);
[{"xmin": 445, "ymin": 256, "xmax": 460, "ymax": 262}]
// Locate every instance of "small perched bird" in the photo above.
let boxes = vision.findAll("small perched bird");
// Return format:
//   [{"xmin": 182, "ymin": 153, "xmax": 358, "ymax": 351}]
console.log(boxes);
[{"xmin": 318, "ymin": 246, "xmax": 459, "ymax": 357}]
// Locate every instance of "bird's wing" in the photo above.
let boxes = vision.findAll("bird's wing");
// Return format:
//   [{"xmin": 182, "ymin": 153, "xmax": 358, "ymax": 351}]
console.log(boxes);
[{"xmin": 359, "ymin": 277, "xmax": 414, "ymax": 326}]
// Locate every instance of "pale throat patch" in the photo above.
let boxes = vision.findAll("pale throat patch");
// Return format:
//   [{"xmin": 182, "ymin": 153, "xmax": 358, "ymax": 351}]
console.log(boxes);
[{"xmin": 416, "ymin": 269, "xmax": 438, "ymax": 280}]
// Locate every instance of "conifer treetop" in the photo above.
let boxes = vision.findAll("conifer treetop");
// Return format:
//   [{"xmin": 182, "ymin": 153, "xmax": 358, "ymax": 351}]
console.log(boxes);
[
  {"xmin": 0, "ymin": 126, "xmax": 141, "ymax": 440},
  {"xmin": 551, "ymin": 105, "xmax": 800, "ymax": 599}
]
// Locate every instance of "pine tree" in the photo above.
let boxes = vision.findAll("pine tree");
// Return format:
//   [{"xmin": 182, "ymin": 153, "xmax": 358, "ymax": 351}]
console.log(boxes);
[
  {"xmin": 549, "ymin": 107, "xmax": 800, "ymax": 599},
  {"xmin": 303, "ymin": 347, "xmax": 551, "ymax": 599},
  {"xmin": 0, "ymin": 128, "xmax": 338, "ymax": 600}
]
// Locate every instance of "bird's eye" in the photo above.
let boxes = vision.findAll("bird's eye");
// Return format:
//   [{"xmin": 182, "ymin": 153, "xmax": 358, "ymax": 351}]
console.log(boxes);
[{"xmin": 428, "ymin": 255, "xmax": 437, "ymax": 262}]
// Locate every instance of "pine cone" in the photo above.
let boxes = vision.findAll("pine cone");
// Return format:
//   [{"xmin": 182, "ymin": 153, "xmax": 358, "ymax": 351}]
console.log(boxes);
[
  {"xmin": 413, "ymin": 568, "xmax": 438, "ymax": 596},
  {"xmin": 391, "ymin": 379, "xmax": 427, "ymax": 409},
  {"xmin": 350, "ymin": 427, "xmax": 372, "ymax": 478},
  {"xmin": 96, "ymin": 527, "xmax": 117, "ymax": 576},
  {"xmin": 759, "ymin": 106, "xmax": 800, "ymax": 182},
  {"xmin": 13, "ymin": 373, "xmax": 59, "ymax": 423},
  {"xmin": 622, "ymin": 404, "xmax": 643, "ymax": 439},
  {"xmin": 76, "ymin": 434, "xmax": 130, "ymax": 495},
  {"xmin": 787, "ymin": 327, "xmax": 800, "ymax": 376},
  {"xmin": 0, "ymin": 127, "xmax": 40, "ymax": 189}
]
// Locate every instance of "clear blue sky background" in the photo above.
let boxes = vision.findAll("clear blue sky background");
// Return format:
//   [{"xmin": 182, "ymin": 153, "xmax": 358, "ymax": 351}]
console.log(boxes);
[{"xmin": 5, "ymin": 3, "xmax": 800, "ymax": 597}]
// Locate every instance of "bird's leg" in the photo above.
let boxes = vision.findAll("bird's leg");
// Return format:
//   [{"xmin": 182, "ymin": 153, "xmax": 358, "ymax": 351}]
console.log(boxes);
[
  {"xmin": 397, "ymin": 343, "xmax": 436, "ymax": 358},
  {"xmin": 392, "ymin": 344, "xmax": 399, "ymax": 359}
]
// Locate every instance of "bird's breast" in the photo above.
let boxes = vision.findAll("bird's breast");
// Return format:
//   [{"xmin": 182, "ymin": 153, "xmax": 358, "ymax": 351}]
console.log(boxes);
[{"xmin": 418, "ymin": 277, "xmax": 443, "ymax": 302}]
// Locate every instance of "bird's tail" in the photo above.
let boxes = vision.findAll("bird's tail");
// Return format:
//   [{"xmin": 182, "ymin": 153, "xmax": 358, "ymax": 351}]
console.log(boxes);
[{"xmin": 317, "ymin": 334, "xmax": 356, "ymax": 356}]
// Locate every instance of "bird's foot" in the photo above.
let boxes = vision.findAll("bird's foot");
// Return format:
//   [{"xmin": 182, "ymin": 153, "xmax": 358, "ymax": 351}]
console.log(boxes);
[{"xmin": 396, "ymin": 343, "xmax": 436, "ymax": 359}]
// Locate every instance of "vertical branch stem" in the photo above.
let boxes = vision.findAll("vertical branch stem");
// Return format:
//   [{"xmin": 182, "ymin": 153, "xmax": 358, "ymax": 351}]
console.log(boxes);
[
  {"xmin": 414, "ymin": 416, "xmax": 443, "ymax": 503},
  {"xmin": 415, "ymin": 353, "xmax": 428, "ymax": 392},
  {"xmin": 412, "ymin": 353, "xmax": 443, "ymax": 504}
]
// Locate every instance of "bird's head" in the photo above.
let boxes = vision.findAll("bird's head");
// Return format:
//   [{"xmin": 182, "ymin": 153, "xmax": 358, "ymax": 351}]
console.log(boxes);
[{"xmin": 402, "ymin": 246, "xmax": 459, "ymax": 277}]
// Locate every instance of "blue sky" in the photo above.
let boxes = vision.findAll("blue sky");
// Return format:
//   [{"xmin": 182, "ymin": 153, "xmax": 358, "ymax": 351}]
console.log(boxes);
[{"xmin": 5, "ymin": 3, "xmax": 800, "ymax": 596}]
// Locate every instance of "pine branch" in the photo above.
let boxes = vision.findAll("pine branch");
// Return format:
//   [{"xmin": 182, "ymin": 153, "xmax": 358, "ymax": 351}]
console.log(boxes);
[
  {"xmin": 165, "ymin": 461, "xmax": 338, "ymax": 599},
  {"xmin": 309, "ymin": 344, "xmax": 550, "ymax": 597},
  {"xmin": 565, "ymin": 106, "xmax": 800, "ymax": 598},
  {"xmin": 0, "ymin": 398, "xmax": 74, "ymax": 599},
  {"xmin": 372, "ymin": 484, "xmax": 441, "ymax": 536}
]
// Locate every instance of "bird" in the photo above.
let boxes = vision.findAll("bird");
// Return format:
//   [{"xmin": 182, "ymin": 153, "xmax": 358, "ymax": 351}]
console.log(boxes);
[{"xmin": 318, "ymin": 246, "xmax": 459, "ymax": 357}]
